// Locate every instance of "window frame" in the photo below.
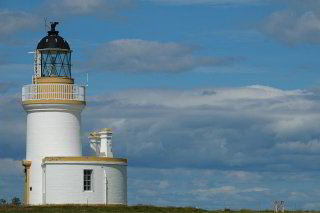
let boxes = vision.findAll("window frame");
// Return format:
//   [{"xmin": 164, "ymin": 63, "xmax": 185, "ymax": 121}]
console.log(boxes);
[{"xmin": 83, "ymin": 169, "xmax": 93, "ymax": 192}]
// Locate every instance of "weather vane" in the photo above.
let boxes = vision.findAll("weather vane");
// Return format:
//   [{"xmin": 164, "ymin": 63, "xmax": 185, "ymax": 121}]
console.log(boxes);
[{"xmin": 50, "ymin": 22, "xmax": 59, "ymax": 32}]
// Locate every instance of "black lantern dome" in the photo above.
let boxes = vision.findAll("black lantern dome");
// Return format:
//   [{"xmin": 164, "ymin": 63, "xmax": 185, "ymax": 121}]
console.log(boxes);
[
  {"xmin": 37, "ymin": 34, "xmax": 70, "ymax": 50},
  {"xmin": 36, "ymin": 22, "xmax": 72, "ymax": 78}
]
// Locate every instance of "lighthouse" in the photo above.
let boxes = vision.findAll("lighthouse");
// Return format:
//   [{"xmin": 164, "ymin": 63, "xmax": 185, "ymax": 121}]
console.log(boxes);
[{"xmin": 21, "ymin": 23, "xmax": 127, "ymax": 206}]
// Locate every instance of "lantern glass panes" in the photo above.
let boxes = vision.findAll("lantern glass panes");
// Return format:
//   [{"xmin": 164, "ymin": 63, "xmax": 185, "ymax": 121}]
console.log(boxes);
[{"xmin": 40, "ymin": 49, "xmax": 71, "ymax": 77}]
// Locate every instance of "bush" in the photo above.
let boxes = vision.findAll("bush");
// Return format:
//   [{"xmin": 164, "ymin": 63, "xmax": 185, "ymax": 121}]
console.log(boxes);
[
  {"xmin": 0, "ymin": 198, "xmax": 6, "ymax": 205},
  {"xmin": 11, "ymin": 197, "xmax": 21, "ymax": 206}
]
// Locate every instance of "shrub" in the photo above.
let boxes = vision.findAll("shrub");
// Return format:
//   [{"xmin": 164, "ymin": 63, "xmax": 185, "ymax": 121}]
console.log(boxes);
[
  {"xmin": 11, "ymin": 197, "xmax": 21, "ymax": 206},
  {"xmin": 0, "ymin": 198, "xmax": 6, "ymax": 205}
]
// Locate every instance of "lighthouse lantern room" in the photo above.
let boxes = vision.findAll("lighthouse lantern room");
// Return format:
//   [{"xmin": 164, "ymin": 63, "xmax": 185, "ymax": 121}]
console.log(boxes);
[
  {"xmin": 21, "ymin": 23, "xmax": 127, "ymax": 206},
  {"xmin": 35, "ymin": 22, "xmax": 71, "ymax": 78}
]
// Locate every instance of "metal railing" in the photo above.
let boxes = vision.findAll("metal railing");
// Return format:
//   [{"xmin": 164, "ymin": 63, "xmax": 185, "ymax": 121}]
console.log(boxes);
[{"xmin": 22, "ymin": 84, "xmax": 86, "ymax": 102}]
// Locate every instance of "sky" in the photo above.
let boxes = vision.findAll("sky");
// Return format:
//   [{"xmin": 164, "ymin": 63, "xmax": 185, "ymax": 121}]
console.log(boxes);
[{"xmin": 1, "ymin": 0, "xmax": 320, "ymax": 210}]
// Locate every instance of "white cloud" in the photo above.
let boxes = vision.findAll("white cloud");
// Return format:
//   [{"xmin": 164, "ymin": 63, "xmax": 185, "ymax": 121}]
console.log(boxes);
[
  {"xmin": 0, "ymin": 159, "xmax": 23, "ymax": 176},
  {"xmin": 195, "ymin": 185, "xmax": 237, "ymax": 195},
  {"xmin": 148, "ymin": 0, "xmax": 264, "ymax": 6},
  {"xmin": 0, "ymin": 158, "xmax": 24, "ymax": 202},
  {"xmin": 0, "ymin": 82, "xmax": 16, "ymax": 94},
  {"xmin": 263, "ymin": 10, "xmax": 320, "ymax": 44},
  {"xmin": 304, "ymin": 202, "xmax": 320, "ymax": 210},
  {"xmin": 225, "ymin": 171, "xmax": 261, "ymax": 181},
  {"xmin": 261, "ymin": 0, "xmax": 320, "ymax": 44},
  {"xmin": 126, "ymin": 167, "xmax": 320, "ymax": 209},
  {"xmin": 289, "ymin": 191, "xmax": 308, "ymax": 199},
  {"xmin": 91, "ymin": 39, "xmax": 239, "ymax": 73},
  {"xmin": 265, "ymin": 114, "xmax": 320, "ymax": 138},
  {"xmin": 159, "ymin": 180, "xmax": 170, "ymax": 189},
  {"xmin": 0, "ymin": 94, "xmax": 25, "ymax": 159},
  {"xmin": 276, "ymin": 140, "xmax": 320, "ymax": 153},
  {"xmin": 105, "ymin": 85, "xmax": 304, "ymax": 108},
  {"xmin": 192, "ymin": 185, "xmax": 269, "ymax": 196},
  {"xmin": 0, "ymin": 10, "xmax": 39, "ymax": 36},
  {"xmin": 42, "ymin": 0, "xmax": 135, "ymax": 17}
]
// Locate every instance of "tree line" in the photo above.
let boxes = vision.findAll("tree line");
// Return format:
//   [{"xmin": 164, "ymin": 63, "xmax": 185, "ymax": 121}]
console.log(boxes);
[{"xmin": 0, "ymin": 197, "xmax": 21, "ymax": 206}]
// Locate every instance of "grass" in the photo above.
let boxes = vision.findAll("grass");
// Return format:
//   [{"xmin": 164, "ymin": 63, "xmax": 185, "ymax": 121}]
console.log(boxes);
[{"xmin": 0, "ymin": 205, "xmax": 317, "ymax": 213}]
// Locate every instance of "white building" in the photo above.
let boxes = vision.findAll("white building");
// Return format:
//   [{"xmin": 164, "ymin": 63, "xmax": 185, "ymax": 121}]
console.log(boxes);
[{"xmin": 21, "ymin": 22, "xmax": 127, "ymax": 206}]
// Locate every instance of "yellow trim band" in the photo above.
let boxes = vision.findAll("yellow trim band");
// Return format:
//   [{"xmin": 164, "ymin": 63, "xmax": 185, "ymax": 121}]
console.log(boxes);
[
  {"xmin": 43, "ymin": 156, "xmax": 128, "ymax": 164},
  {"xmin": 35, "ymin": 77, "xmax": 74, "ymax": 84},
  {"xmin": 101, "ymin": 128, "xmax": 112, "ymax": 133},
  {"xmin": 22, "ymin": 100, "xmax": 86, "ymax": 105}
]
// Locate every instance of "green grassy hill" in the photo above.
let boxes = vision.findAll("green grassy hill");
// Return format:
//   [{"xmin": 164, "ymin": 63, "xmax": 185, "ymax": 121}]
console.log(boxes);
[{"xmin": 0, "ymin": 205, "xmax": 315, "ymax": 213}]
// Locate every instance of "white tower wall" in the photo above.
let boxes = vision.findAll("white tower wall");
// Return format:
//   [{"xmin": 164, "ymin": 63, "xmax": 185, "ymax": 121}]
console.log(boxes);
[{"xmin": 24, "ymin": 104, "xmax": 85, "ymax": 204}]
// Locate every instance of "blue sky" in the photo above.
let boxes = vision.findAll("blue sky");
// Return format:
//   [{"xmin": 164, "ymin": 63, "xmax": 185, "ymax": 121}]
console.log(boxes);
[{"xmin": 1, "ymin": 0, "xmax": 320, "ymax": 210}]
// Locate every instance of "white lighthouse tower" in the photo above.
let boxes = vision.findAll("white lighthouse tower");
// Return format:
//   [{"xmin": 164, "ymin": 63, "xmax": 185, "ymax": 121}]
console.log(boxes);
[{"xmin": 21, "ymin": 23, "xmax": 127, "ymax": 206}]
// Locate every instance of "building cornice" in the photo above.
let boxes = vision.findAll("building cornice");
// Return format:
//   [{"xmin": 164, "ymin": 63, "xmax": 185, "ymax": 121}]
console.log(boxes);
[{"xmin": 42, "ymin": 156, "xmax": 128, "ymax": 165}]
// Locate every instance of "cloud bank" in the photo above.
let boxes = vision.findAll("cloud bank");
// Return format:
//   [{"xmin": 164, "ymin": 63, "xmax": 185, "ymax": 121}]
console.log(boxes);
[
  {"xmin": 148, "ymin": 0, "xmax": 265, "ymax": 6},
  {"xmin": 262, "ymin": 0, "xmax": 320, "ymax": 44},
  {"xmin": 82, "ymin": 85, "xmax": 320, "ymax": 173},
  {"xmin": 1, "ymin": 85, "xmax": 320, "ymax": 208},
  {"xmin": 0, "ymin": 10, "xmax": 40, "ymax": 44},
  {"xmin": 41, "ymin": 0, "xmax": 136, "ymax": 17},
  {"xmin": 0, "ymin": 10, "xmax": 39, "ymax": 35},
  {"xmin": 91, "ymin": 39, "xmax": 240, "ymax": 73}
]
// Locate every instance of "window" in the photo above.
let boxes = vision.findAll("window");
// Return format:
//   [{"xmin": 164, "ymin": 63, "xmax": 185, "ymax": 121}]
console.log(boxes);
[{"xmin": 83, "ymin": 170, "xmax": 93, "ymax": 191}]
